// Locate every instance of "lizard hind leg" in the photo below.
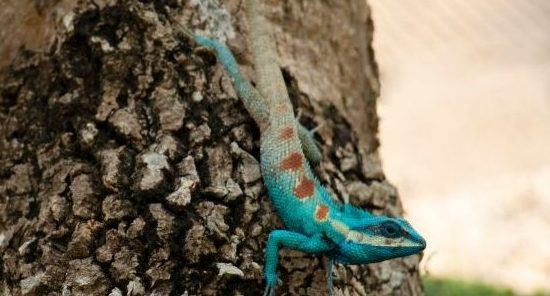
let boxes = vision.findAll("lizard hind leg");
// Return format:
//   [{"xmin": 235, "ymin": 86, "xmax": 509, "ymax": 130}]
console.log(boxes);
[{"xmin": 297, "ymin": 123, "xmax": 323, "ymax": 165}]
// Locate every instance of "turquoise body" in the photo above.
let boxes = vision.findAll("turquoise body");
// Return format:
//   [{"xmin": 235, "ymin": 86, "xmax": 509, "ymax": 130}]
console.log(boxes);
[{"xmin": 189, "ymin": 33, "xmax": 426, "ymax": 296}]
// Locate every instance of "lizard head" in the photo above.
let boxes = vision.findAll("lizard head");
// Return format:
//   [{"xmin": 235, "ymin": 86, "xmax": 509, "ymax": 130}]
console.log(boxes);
[{"xmin": 328, "ymin": 204, "xmax": 426, "ymax": 264}]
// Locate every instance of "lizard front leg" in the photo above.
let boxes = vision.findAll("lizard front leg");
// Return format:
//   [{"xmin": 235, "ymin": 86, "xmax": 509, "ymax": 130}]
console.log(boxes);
[{"xmin": 264, "ymin": 230, "xmax": 334, "ymax": 296}]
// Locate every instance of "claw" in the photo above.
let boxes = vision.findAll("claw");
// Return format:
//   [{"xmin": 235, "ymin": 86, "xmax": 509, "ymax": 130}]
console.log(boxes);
[
  {"xmin": 309, "ymin": 121, "xmax": 325, "ymax": 135},
  {"xmin": 296, "ymin": 109, "xmax": 304, "ymax": 121},
  {"xmin": 263, "ymin": 285, "xmax": 275, "ymax": 296},
  {"xmin": 296, "ymin": 111, "xmax": 324, "ymax": 137},
  {"xmin": 264, "ymin": 272, "xmax": 278, "ymax": 296}
]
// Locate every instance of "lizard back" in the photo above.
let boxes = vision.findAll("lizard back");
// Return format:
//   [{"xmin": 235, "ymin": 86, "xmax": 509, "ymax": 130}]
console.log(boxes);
[{"xmin": 245, "ymin": 0, "xmax": 338, "ymax": 236}]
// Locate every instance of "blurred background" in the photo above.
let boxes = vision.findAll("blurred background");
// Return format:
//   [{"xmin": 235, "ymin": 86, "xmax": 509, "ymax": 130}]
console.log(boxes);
[{"xmin": 369, "ymin": 0, "xmax": 550, "ymax": 295}]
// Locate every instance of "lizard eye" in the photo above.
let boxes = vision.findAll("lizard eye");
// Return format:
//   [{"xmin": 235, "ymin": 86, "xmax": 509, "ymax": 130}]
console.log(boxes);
[{"xmin": 381, "ymin": 221, "xmax": 401, "ymax": 238}]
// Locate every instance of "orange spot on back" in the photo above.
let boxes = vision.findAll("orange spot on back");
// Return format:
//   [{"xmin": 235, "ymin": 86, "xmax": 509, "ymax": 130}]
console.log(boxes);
[
  {"xmin": 315, "ymin": 204, "xmax": 329, "ymax": 221},
  {"xmin": 280, "ymin": 152, "xmax": 303, "ymax": 171},
  {"xmin": 279, "ymin": 127, "xmax": 294, "ymax": 140},
  {"xmin": 275, "ymin": 104, "xmax": 291, "ymax": 113},
  {"xmin": 294, "ymin": 177, "xmax": 314, "ymax": 200}
]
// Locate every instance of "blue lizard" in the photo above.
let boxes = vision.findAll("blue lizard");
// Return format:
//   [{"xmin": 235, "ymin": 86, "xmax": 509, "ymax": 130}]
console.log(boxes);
[{"xmin": 180, "ymin": 0, "xmax": 426, "ymax": 294}]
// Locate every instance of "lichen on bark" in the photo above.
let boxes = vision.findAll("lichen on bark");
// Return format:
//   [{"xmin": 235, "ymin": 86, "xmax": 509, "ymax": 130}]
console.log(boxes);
[{"xmin": 0, "ymin": 0, "xmax": 423, "ymax": 295}]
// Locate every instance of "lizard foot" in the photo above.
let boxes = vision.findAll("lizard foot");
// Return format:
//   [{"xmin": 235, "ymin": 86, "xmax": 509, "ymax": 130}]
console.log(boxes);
[
  {"xmin": 263, "ymin": 273, "xmax": 278, "ymax": 296},
  {"xmin": 297, "ymin": 123, "xmax": 323, "ymax": 165},
  {"xmin": 263, "ymin": 286, "xmax": 274, "ymax": 296},
  {"xmin": 295, "ymin": 109, "xmax": 324, "ymax": 165}
]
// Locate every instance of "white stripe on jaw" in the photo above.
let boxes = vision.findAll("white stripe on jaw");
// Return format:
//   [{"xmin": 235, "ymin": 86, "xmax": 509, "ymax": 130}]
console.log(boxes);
[
  {"xmin": 330, "ymin": 220, "xmax": 350, "ymax": 237},
  {"xmin": 345, "ymin": 230, "xmax": 421, "ymax": 248},
  {"xmin": 330, "ymin": 220, "xmax": 421, "ymax": 248}
]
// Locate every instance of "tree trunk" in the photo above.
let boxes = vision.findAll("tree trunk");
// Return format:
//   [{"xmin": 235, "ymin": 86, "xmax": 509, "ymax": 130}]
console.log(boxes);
[{"xmin": 0, "ymin": 0, "xmax": 423, "ymax": 295}]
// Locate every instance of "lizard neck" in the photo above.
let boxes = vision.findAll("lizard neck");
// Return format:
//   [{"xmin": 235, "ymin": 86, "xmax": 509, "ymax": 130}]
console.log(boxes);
[{"xmin": 324, "ymin": 214, "xmax": 351, "ymax": 245}]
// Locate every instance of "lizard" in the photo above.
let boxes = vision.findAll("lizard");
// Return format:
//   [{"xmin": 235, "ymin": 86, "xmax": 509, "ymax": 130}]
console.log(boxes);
[{"xmin": 178, "ymin": 0, "xmax": 426, "ymax": 295}]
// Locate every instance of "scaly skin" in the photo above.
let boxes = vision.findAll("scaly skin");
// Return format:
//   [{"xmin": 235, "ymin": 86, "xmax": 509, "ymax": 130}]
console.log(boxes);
[{"xmin": 181, "ymin": 0, "xmax": 426, "ymax": 294}]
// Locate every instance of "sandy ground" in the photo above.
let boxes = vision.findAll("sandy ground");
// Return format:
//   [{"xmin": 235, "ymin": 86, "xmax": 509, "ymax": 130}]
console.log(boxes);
[{"xmin": 369, "ymin": 0, "xmax": 550, "ymax": 293}]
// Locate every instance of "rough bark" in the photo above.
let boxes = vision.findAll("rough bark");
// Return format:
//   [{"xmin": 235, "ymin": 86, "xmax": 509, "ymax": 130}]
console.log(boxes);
[{"xmin": 0, "ymin": 0, "xmax": 423, "ymax": 295}]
